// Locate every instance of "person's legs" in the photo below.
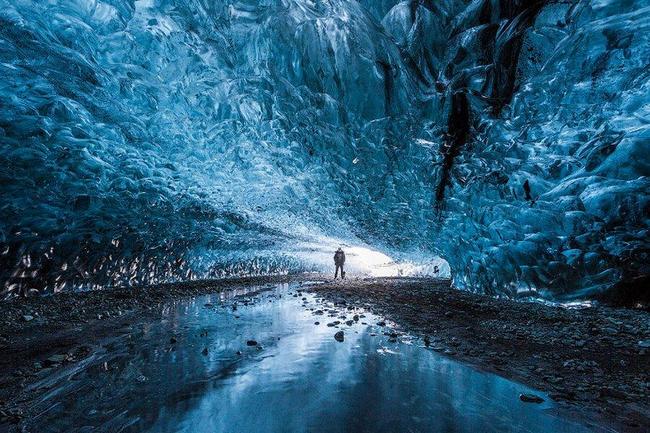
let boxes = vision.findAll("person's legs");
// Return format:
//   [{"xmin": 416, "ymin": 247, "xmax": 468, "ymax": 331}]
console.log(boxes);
[
  {"xmin": 334, "ymin": 265, "xmax": 339, "ymax": 279},
  {"xmin": 341, "ymin": 264, "xmax": 345, "ymax": 279}
]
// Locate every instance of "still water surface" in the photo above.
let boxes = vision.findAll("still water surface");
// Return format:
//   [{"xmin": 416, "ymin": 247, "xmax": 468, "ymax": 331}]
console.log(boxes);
[{"xmin": 25, "ymin": 283, "xmax": 595, "ymax": 433}]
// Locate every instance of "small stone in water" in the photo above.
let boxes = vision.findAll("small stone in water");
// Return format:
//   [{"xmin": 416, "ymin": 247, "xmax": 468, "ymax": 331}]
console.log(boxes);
[
  {"xmin": 334, "ymin": 331, "xmax": 344, "ymax": 342},
  {"xmin": 44, "ymin": 354, "xmax": 67, "ymax": 366},
  {"xmin": 519, "ymin": 394, "xmax": 544, "ymax": 403}
]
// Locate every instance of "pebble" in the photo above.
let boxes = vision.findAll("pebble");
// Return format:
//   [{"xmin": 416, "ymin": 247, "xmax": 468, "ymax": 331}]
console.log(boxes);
[
  {"xmin": 519, "ymin": 393, "xmax": 544, "ymax": 403},
  {"xmin": 246, "ymin": 340, "xmax": 257, "ymax": 346},
  {"xmin": 334, "ymin": 331, "xmax": 344, "ymax": 342},
  {"xmin": 43, "ymin": 354, "xmax": 67, "ymax": 366}
]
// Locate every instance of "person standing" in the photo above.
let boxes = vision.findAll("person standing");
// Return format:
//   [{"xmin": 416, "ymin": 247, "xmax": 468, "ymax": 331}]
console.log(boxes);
[{"xmin": 334, "ymin": 248, "xmax": 346, "ymax": 279}]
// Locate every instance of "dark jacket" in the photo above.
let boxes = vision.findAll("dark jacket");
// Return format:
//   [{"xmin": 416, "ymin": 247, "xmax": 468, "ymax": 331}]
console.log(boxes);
[{"xmin": 334, "ymin": 250, "xmax": 345, "ymax": 265}]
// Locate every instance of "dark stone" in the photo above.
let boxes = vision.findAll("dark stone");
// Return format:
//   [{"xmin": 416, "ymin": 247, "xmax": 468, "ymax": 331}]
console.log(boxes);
[
  {"xmin": 202, "ymin": 347, "xmax": 208, "ymax": 356},
  {"xmin": 519, "ymin": 393, "xmax": 544, "ymax": 403},
  {"xmin": 43, "ymin": 354, "xmax": 67, "ymax": 367},
  {"xmin": 246, "ymin": 340, "xmax": 257, "ymax": 346},
  {"xmin": 334, "ymin": 331, "xmax": 344, "ymax": 342}
]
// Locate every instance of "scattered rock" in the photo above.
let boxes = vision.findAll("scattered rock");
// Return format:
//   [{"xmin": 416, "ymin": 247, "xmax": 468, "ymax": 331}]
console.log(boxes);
[
  {"xmin": 22, "ymin": 315, "xmax": 34, "ymax": 322},
  {"xmin": 0, "ymin": 407, "xmax": 24, "ymax": 424},
  {"xmin": 334, "ymin": 331, "xmax": 344, "ymax": 342},
  {"xmin": 519, "ymin": 394, "xmax": 544, "ymax": 403},
  {"xmin": 170, "ymin": 336, "xmax": 177, "ymax": 344},
  {"xmin": 246, "ymin": 340, "xmax": 258, "ymax": 346},
  {"xmin": 377, "ymin": 321, "xmax": 386, "ymax": 327},
  {"xmin": 600, "ymin": 387, "xmax": 627, "ymax": 400},
  {"xmin": 202, "ymin": 348, "xmax": 209, "ymax": 356},
  {"xmin": 43, "ymin": 354, "xmax": 67, "ymax": 367}
]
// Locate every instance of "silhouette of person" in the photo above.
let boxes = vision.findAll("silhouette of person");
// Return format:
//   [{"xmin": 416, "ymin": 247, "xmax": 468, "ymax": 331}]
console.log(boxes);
[{"xmin": 334, "ymin": 248, "xmax": 346, "ymax": 279}]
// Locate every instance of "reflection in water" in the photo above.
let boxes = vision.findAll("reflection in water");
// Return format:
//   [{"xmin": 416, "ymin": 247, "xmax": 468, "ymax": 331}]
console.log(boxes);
[{"xmin": 24, "ymin": 284, "xmax": 595, "ymax": 433}]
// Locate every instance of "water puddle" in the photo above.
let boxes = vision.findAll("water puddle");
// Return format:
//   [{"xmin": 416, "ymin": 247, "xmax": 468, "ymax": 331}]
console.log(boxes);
[{"xmin": 23, "ymin": 283, "xmax": 595, "ymax": 432}]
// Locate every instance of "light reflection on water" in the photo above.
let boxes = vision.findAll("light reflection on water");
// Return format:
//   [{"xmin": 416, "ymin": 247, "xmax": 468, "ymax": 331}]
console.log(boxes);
[{"xmin": 24, "ymin": 283, "xmax": 596, "ymax": 433}]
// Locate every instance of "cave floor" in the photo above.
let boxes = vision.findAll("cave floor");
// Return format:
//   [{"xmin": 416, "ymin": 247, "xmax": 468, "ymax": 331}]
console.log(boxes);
[
  {"xmin": 305, "ymin": 278, "xmax": 650, "ymax": 432},
  {"xmin": 0, "ymin": 276, "xmax": 648, "ymax": 432}
]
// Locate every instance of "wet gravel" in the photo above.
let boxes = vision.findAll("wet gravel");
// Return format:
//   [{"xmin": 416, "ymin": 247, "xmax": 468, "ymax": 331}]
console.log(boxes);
[
  {"xmin": 1, "ymin": 275, "xmax": 648, "ymax": 432},
  {"xmin": 304, "ymin": 277, "xmax": 650, "ymax": 432},
  {"xmin": 0, "ymin": 274, "xmax": 315, "ymax": 425}
]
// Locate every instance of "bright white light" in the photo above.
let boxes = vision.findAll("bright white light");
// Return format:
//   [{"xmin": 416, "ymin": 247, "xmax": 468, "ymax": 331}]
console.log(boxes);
[
  {"xmin": 290, "ymin": 236, "xmax": 450, "ymax": 279},
  {"xmin": 345, "ymin": 246, "xmax": 396, "ymax": 277}
]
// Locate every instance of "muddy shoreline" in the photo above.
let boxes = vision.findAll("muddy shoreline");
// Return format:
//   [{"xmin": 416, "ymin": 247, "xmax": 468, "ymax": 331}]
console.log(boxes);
[
  {"xmin": 1, "ymin": 275, "xmax": 648, "ymax": 431},
  {"xmin": 304, "ymin": 278, "xmax": 650, "ymax": 432}
]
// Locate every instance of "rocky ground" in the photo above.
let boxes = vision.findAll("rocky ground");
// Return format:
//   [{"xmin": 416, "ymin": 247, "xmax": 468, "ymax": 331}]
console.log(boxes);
[
  {"xmin": 0, "ymin": 275, "xmax": 648, "ymax": 432},
  {"xmin": 304, "ymin": 277, "xmax": 650, "ymax": 432},
  {"xmin": 0, "ymin": 274, "xmax": 310, "ymax": 426}
]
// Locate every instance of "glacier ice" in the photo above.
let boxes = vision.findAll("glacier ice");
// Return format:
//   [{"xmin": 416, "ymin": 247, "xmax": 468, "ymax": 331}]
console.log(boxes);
[{"xmin": 0, "ymin": 0, "xmax": 648, "ymax": 300}]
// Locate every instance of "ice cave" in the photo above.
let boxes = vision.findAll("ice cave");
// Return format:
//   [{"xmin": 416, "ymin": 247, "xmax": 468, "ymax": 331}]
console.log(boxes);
[
  {"xmin": 0, "ymin": 1, "xmax": 649, "ymax": 432},
  {"xmin": 1, "ymin": 0, "xmax": 648, "ymax": 301}
]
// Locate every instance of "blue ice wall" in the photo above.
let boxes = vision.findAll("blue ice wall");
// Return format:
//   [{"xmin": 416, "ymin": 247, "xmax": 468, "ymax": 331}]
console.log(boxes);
[{"xmin": 0, "ymin": 0, "xmax": 648, "ymax": 298}]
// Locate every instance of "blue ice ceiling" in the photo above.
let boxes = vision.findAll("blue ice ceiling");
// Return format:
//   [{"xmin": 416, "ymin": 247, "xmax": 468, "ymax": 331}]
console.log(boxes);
[{"xmin": 0, "ymin": 0, "xmax": 648, "ymax": 299}]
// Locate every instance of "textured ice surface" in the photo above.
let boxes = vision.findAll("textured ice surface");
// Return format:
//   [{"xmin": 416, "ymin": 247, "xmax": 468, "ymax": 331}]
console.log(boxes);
[{"xmin": 0, "ymin": 1, "xmax": 648, "ymax": 298}]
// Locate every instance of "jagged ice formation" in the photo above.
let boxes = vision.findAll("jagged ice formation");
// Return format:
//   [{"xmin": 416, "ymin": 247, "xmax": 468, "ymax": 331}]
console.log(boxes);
[{"xmin": 0, "ymin": 0, "xmax": 648, "ymax": 299}]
